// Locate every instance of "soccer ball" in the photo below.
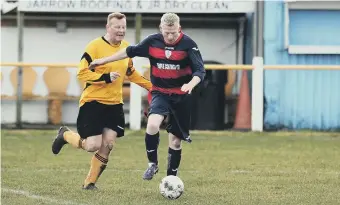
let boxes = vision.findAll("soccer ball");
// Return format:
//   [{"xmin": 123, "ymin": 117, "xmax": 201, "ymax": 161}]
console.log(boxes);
[{"xmin": 159, "ymin": 175, "xmax": 184, "ymax": 200}]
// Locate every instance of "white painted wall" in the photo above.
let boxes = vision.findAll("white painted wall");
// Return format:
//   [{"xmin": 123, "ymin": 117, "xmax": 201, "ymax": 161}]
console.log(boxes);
[{"xmin": 1, "ymin": 26, "xmax": 237, "ymax": 124}]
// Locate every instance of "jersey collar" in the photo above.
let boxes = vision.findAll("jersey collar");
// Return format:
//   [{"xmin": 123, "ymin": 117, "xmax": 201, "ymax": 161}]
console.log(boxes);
[
  {"xmin": 163, "ymin": 32, "xmax": 184, "ymax": 46},
  {"xmin": 101, "ymin": 36, "xmax": 121, "ymax": 47}
]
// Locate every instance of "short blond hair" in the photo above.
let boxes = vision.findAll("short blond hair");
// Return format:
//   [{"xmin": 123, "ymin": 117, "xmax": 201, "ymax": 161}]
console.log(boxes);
[
  {"xmin": 160, "ymin": 13, "xmax": 180, "ymax": 26},
  {"xmin": 107, "ymin": 12, "xmax": 126, "ymax": 24}
]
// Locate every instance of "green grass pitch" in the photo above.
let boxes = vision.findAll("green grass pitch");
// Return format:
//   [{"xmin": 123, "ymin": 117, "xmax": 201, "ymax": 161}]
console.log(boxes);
[{"xmin": 1, "ymin": 129, "xmax": 340, "ymax": 205}]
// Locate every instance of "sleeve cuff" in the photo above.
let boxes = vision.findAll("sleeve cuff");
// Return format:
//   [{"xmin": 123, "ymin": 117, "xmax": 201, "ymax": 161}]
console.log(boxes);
[
  {"xmin": 103, "ymin": 73, "xmax": 112, "ymax": 83},
  {"xmin": 126, "ymin": 46, "xmax": 133, "ymax": 58},
  {"xmin": 193, "ymin": 73, "xmax": 204, "ymax": 82}
]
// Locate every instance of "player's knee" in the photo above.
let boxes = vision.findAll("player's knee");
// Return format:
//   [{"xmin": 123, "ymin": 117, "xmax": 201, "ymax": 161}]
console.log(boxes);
[
  {"xmin": 146, "ymin": 122, "xmax": 160, "ymax": 135},
  {"xmin": 169, "ymin": 134, "xmax": 182, "ymax": 150},
  {"xmin": 102, "ymin": 139, "xmax": 114, "ymax": 152},
  {"xmin": 84, "ymin": 136, "xmax": 102, "ymax": 152},
  {"xmin": 103, "ymin": 128, "xmax": 117, "ymax": 151},
  {"xmin": 170, "ymin": 139, "xmax": 181, "ymax": 150},
  {"xmin": 147, "ymin": 114, "xmax": 164, "ymax": 134},
  {"xmin": 85, "ymin": 141, "xmax": 101, "ymax": 152}
]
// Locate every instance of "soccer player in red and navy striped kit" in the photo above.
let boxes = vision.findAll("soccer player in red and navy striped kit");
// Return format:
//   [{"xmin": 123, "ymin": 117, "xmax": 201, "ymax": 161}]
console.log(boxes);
[{"xmin": 89, "ymin": 13, "xmax": 206, "ymax": 180}]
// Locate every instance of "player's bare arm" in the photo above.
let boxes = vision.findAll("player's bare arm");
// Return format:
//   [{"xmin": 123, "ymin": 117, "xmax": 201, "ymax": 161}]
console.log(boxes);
[{"xmin": 180, "ymin": 76, "xmax": 201, "ymax": 94}]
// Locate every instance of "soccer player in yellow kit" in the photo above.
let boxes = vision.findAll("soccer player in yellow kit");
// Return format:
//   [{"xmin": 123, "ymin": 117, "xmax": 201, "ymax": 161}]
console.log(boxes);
[{"xmin": 51, "ymin": 12, "xmax": 152, "ymax": 190}]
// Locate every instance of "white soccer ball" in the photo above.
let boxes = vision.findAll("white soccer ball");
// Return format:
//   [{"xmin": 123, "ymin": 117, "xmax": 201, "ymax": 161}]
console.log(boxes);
[{"xmin": 159, "ymin": 175, "xmax": 184, "ymax": 200}]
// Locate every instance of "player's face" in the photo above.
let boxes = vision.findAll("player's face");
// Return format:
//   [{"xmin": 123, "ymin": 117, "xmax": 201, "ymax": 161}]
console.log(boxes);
[
  {"xmin": 160, "ymin": 23, "xmax": 181, "ymax": 44},
  {"xmin": 107, "ymin": 18, "xmax": 126, "ymax": 43}
]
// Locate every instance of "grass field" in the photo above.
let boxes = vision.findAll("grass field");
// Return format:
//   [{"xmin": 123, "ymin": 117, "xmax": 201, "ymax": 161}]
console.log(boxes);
[{"xmin": 1, "ymin": 129, "xmax": 340, "ymax": 205}]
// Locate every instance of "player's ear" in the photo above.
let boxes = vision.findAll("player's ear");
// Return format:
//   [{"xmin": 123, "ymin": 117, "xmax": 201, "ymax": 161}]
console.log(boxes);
[{"xmin": 179, "ymin": 26, "xmax": 182, "ymax": 33}]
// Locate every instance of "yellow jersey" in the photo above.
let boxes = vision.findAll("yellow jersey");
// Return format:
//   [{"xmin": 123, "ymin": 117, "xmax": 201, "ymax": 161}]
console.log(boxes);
[{"xmin": 77, "ymin": 36, "xmax": 151, "ymax": 107}]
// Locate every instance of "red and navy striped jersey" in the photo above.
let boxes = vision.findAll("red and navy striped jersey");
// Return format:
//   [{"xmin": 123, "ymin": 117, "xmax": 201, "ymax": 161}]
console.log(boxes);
[{"xmin": 126, "ymin": 32, "xmax": 206, "ymax": 95}]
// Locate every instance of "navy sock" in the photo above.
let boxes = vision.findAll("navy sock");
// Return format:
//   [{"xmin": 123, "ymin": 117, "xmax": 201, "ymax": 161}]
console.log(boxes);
[
  {"xmin": 145, "ymin": 132, "xmax": 160, "ymax": 164},
  {"xmin": 167, "ymin": 148, "xmax": 182, "ymax": 176}
]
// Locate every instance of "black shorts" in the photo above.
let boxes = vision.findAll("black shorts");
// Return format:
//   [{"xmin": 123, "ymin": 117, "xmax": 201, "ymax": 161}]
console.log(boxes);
[
  {"xmin": 148, "ymin": 91, "xmax": 192, "ymax": 142},
  {"xmin": 76, "ymin": 101, "xmax": 125, "ymax": 139}
]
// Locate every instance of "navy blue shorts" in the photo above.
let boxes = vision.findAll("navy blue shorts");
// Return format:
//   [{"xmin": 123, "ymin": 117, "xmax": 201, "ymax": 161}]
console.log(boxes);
[{"xmin": 148, "ymin": 91, "xmax": 192, "ymax": 142}]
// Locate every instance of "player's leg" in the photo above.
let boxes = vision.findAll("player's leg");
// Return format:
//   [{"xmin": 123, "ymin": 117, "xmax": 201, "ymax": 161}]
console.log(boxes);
[
  {"xmin": 97, "ymin": 103, "xmax": 125, "ymax": 160},
  {"xmin": 52, "ymin": 129, "xmax": 103, "ymax": 190},
  {"xmin": 143, "ymin": 92, "xmax": 169, "ymax": 180},
  {"xmin": 83, "ymin": 103, "xmax": 125, "ymax": 189},
  {"xmin": 81, "ymin": 135, "xmax": 102, "ymax": 152},
  {"xmin": 97, "ymin": 128, "xmax": 117, "ymax": 159},
  {"xmin": 166, "ymin": 94, "xmax": 192, "ymax": 176},
  {"xmin": 76, "ymin": 101, "xmax": 106, "ymax": 190},
  {"xmin": 52, "ymin": 101, "xmax": 102, "ymax": 154},
  {"xmin": 167, "ymin": 132, "xmax": 182, "ymax": 176},
  {"xmin": 81, "ymin": 134, "xmax": 103, "ymax": 190},
  {"xmin": 69, "ymin": 101, "xmax": 107, "ymax": 190},
  {"xmin": 143, "ymin": 113, "xmax": 164, "ymax": 179},
  {"xmin": 82, "ymin": 132, "xmax": 112, "ymax": 190},
  {"xmin": 52, "ymin": 127, "xmax": 103, "ymax": 154},
  {"xmin": 52, "ymin": 126, "xmax": 83, "ymax": 154}
]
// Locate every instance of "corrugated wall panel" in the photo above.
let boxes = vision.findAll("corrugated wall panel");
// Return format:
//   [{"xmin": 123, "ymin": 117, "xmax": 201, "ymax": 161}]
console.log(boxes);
[{"xmin": 264, "ymin": 2, "xmax": 340, "ymax": 130}]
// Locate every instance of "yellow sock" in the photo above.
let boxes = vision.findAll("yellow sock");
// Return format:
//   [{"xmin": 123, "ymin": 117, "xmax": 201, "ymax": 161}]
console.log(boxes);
[
  {"xmin": 84, "ymin": 153, "xmax": 108, "ymax": 187},
  {"xmin": 63, "ymin": 131, "xmax": 84, "ymax": 148}
]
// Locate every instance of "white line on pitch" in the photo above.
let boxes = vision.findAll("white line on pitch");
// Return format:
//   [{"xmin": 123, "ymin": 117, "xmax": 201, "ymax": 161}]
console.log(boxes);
[{"xmin": 2, "ymin": 188, "xmax": 87, "ymax": 205}]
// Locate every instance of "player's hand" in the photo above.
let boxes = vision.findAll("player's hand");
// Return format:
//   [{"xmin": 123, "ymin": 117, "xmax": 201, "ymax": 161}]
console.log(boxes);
[
  {"xmin": 109, "ymin": 72, "xmax": 121, "ymax": 81},
  {"xmin": 89, "ymin": 59, "xmax": 106, "ymax": 70},
  {"xmin": 181, "ymin": 83, "xmax": 195, "ymax": 94}
]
